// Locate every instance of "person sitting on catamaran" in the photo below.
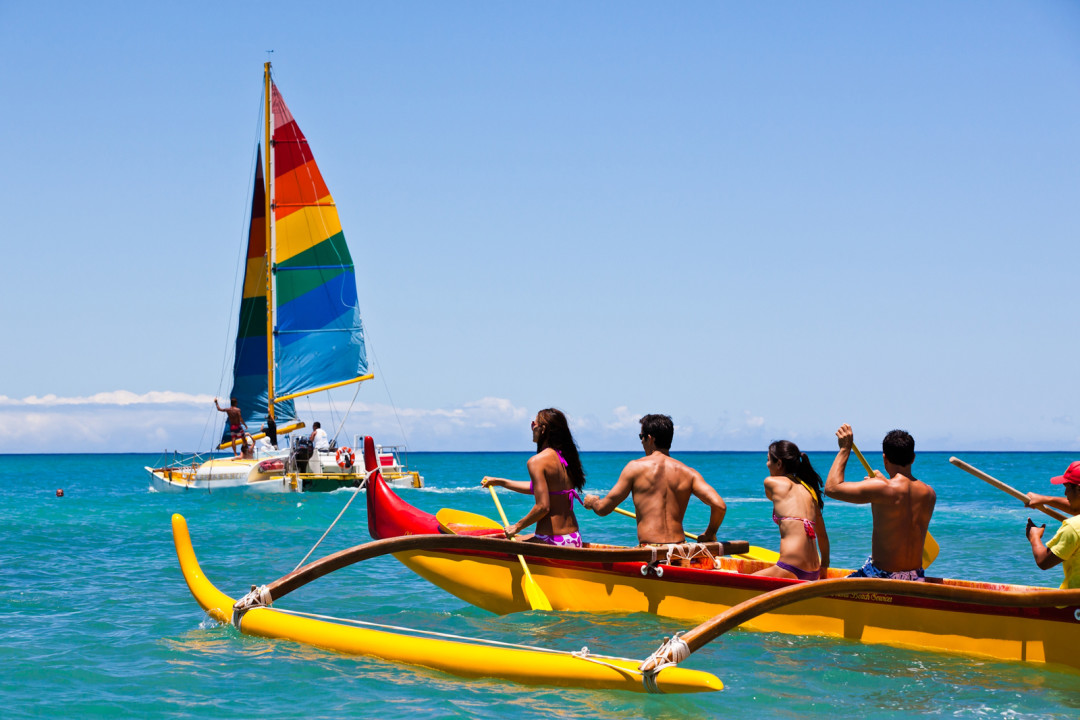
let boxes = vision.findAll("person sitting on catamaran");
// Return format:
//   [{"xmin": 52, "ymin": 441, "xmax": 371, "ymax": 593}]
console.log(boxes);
[
  {"xmin": 481, "ymin": 408, "xmax": 586, "ymax": 547},
  {"xmin": 753, "ymin": 440, "xmax": 830, "ymax": 581},
  {"xmin": 241, "ymin": 435, "xmax": 255, "ymax": 460},
  {"xmin": 214, "ymin": 397, "xmax": 246, "ymax": 457},
  {"xmin": 825, "ymin": 424, "xmax": 935, "ymax": 581},
  {"xmin": 1025, "ymin": 461, "xmax": 1080, "ymax": 589},
  {"xmin": 583, "ymin": 414, "xmax": 726, "ymax": 545}
]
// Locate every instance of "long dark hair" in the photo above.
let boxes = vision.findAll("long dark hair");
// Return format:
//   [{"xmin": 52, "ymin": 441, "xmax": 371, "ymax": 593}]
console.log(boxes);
[
  {"xmin": 769, "ymin": 440, "xmax": 824, "ymax": 510},
  {"xmin": 535, "ymin": 408, "xmax": 586, "ymax": 490}
]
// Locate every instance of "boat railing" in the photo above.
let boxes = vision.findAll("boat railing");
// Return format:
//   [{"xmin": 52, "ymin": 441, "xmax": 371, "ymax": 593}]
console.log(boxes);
[{"xmin": 351, "ymin": 437, "xmax": 413, "ymax": 472}]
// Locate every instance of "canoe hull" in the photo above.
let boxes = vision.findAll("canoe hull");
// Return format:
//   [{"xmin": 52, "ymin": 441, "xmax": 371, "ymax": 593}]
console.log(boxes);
[{"xmin": 368, "ymin": 470, "xmax": 1080, "ymax": 669}]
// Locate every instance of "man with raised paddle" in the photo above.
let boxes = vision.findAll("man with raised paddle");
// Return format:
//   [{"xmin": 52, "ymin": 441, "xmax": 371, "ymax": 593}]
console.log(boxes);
[
  {"xmin": 824, "ymin": 424, "xmax": 935, "ymax": 581},
  {"xmin": 583, "ymin": 414, "xmax": 727, "ymax": 544},
  {"xmin": 1024, "ymin": 461, "xmax": 1080, "ymax": 589}
]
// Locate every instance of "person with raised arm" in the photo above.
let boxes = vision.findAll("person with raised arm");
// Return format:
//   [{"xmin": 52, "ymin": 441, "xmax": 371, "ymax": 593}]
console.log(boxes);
[
  {"xmin": 753, "ymin": 440, "xmax": 830, "ymax": 581},
  {"xmin": 825, "ymin": 423, "xmax": 935, "ymax": 581},
  {"xmin": 583, "ymin": 414, "xmax": 726, "ymax": 545},
  {"xmin": 481, "ymin": 408, "xmax": 586, "ymax": 547},
  {"xmin": 214, "ymin": 397, "xmax": 246, "ymax": 457}
]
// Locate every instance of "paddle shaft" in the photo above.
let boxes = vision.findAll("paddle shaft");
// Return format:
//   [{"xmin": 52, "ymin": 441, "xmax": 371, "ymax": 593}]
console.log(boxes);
[
  {"xmin": 487, "ymin": 485, "xmax": 552, "ymax": 610},
  {"xmin": 851, "ymin": 443, "xmax": 875, "ymax": 477},
  {"xmin": 949, "ymin": 457, "xmax": 1069, "ymax": 522}
]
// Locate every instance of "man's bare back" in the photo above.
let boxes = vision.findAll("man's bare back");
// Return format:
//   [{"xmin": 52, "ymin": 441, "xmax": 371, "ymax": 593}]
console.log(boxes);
[
  {"xmin": 825, "ymin": 424, "xmax": 936, "ymax": 573},
  {"xmin": 858, "ymin": 472, "xmax": 934, "ymax": 571},
  {"xmin": 584, "ymin": 415, "xmax": 726, "ymax": 544},
  {"xmin": 623, "ymin": 453, "xmax": 702, "ymax": 543}
]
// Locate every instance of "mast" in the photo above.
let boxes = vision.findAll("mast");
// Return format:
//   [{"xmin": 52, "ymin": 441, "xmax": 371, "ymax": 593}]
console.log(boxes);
[{"xmin": 264, "ymin": 61, "xmax": 276, "ymax": 420}]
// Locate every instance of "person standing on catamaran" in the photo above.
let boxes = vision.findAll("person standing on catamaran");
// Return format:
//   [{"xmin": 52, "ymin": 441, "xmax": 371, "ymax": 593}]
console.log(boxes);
[
  {"xmin": 825, "ymin": 424, "xmax": 935, "ymax": 581},
  {"xmin": 214, "ymin": 398, "xmax": 246, "ymax": 457},
  {"xmin": 583, "ymin": 414, "xmax": 726, "ymax": 545},
  {"xmin": 481, "ymin": 408, "xmax": 586, "ymax": 547},
  {"xmin": 1025, "ymin": 461, "xmax": 1080, "ymax": 589}
]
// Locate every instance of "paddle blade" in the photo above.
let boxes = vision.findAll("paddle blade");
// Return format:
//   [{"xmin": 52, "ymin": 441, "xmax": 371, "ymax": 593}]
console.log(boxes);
[
  {"xmin": 436, "ymin": 508, "xmax": 504, "ymax": 536},
  {"xmin": 922, "ymin": 532, "xmax": 940, "ymax": 568},
  {"xmin": 734, "ymin": 546, "xmax": 780, "ymax": 563},
  {"xmin": 518, "ymin": 557, "xmax": 553, "ymax": 611}
]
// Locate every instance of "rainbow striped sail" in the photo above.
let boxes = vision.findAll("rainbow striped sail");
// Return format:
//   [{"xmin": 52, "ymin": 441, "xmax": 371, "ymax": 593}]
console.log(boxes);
[{"xmin": 223, "ymin": 72, "xmax": 368, "ymax": 443}]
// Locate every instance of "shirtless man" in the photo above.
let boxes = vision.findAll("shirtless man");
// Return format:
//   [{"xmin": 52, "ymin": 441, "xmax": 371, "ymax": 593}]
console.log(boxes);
[
  {"xmin": 214, "ymin": 398, "xmax": 246, "ymax": 457},
  {"xmin": 583, "ymin": 414, "xmax": 726, "ymax": 544},
  {"xmin": 824, "ymin": 424, "xmax": 936, "ymax": 581}
]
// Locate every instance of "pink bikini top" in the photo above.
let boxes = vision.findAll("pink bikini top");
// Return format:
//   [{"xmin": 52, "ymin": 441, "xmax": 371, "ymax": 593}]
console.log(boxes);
[{"xmin": 529, "ymin": 450, "xmax": 580, "ymax": 503}]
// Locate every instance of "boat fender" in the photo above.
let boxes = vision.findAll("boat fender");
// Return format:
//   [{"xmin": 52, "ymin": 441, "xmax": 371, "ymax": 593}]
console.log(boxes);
[{"xmin": 335, "ymin": 446, "xmax": 355, "ymax": 469}]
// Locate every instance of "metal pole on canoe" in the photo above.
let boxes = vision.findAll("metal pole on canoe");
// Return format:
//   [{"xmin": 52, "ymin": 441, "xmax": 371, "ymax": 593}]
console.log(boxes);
[
  {"xmin": 851, "ymin": 442, "xmax": 940, "ymax": 568},
  {"xmin": 949, "ymin": 456, "xmax": 1069, "ymax": 522},
  {"xmin": 488, "ymin": 486, "xmax": 553, "ymax": 612}
]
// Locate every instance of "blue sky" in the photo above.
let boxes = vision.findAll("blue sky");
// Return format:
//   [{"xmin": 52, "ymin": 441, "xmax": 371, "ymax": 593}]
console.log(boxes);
[{"xmin": 2, "ymin": 2, "xmax": 1078, "ymax": 453}]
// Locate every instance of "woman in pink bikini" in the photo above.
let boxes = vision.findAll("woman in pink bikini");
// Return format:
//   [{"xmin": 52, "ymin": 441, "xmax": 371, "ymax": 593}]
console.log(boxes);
[
  {"xmin": 753, "ymin": 440, "xmax": 830, "ymax": 581},
  {"xmin": 481, "ymin": 408, "xmax": 586, "ymax": 547}
]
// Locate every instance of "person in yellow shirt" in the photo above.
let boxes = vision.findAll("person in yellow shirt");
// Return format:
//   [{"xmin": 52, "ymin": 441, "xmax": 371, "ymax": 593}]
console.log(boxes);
[{"xmin": 1025, "ymin": 461, "xmax": 1080, "ymax": 589}]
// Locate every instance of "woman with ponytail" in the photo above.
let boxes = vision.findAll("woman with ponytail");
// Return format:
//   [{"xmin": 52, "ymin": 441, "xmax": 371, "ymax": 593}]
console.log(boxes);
[
  {"xmin": 753, "ymin": 440, "xmax": 830, "ymax": 580},
  {"xmin": 481, "ymin": 408, "xmax": 586, "ymax": 547}
]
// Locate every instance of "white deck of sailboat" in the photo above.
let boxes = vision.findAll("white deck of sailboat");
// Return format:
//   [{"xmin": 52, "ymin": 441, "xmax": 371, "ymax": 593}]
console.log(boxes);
[{"xmin": 146, "ymin": 444, "xmax": 423, "ymax": 493}]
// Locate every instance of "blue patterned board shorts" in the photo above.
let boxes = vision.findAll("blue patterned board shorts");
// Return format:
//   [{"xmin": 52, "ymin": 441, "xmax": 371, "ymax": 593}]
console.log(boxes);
[{"xmin": 847, "ymin": 556, "xmax": 925, "ymax": 581}]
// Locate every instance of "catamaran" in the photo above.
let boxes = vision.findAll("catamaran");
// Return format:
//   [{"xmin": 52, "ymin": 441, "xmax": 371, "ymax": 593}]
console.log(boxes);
[{"xmin": 147, "ymin": 63, "xmax": 421, "ymax": 493}]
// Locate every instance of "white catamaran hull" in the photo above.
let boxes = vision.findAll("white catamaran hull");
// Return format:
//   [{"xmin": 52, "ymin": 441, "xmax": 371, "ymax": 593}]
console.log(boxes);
[{"xmin": 146, "ymin": 446, "xmax": 423, "ymax": 493}]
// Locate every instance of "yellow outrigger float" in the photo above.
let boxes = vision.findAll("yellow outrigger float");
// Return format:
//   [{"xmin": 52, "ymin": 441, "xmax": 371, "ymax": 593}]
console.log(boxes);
[{"xmin": 171, "ymin": 514, "xmax": 723, "ymax": 693}]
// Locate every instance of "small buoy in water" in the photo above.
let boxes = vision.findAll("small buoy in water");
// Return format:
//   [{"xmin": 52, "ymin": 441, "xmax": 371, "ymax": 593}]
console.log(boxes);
[{"xmin": 56, "ymin": 489, "xmax": 64, "ymax": 497}]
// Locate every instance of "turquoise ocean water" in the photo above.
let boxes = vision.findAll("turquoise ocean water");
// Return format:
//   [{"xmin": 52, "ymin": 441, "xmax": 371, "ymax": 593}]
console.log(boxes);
[{"xmin": 3, "ymin": 451, "xmax": 1079, "ymax": 718}]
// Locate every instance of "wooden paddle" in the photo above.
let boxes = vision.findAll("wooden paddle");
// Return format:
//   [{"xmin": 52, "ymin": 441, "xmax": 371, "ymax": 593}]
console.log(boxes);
[
  {"xmin": 638, "ymin": 576, "xmax": 1080, "ymax": 673},
  {"xmin": 487, "ymin": 486, "xmax": 553, "ymax": 611},
  {"xmin": 949, "ymin": 457, "xmax": 1069, "ymax": 522},
  {"xmin": 610, "ymin": 506, "xmax": 780, "ymax": 563},
  {"xmin": 851, "ymin": 442, "xmax": 939, "ymax": 568},
  {"xmin": 435, "ymin": 508, "xmax": 506, "ymax": 535}
]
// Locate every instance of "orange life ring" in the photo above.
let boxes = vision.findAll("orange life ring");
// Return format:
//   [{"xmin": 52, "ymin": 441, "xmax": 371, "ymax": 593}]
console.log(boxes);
[{"xmin": 336, "ymin": 446, "xmax": 355, "ymax": 469}]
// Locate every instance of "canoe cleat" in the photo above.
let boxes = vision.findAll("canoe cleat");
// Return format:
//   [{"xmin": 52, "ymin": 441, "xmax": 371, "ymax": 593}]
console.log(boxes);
[{"xmin": 641, "ymin": 560, "xmax": 665, "ymax": 578}]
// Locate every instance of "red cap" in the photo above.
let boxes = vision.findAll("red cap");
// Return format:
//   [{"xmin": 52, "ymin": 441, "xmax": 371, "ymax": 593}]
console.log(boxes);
[{"xmin": 1050, "ymin": 461, "xmax": 1080, "ymax": 486}]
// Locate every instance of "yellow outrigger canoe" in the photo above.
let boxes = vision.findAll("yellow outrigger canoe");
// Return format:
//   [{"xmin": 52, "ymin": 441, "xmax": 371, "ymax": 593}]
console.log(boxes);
[{"xmin": 172, "ymin": 514, "xmax": 722, "ymax": 693}]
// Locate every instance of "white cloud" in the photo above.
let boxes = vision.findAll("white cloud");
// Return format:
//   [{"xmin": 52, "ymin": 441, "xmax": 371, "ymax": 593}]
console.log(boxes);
[
  {"xmin": 0, "ymin": 391, "xmax": 215, "ymax": 407},
  {"xmin": 4, "ymin": 391, "xmax": 1078, "ymax": 453},
  {"xmin": 744, "ymin": 411, "xmax": 765, "ymax": 428}
]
